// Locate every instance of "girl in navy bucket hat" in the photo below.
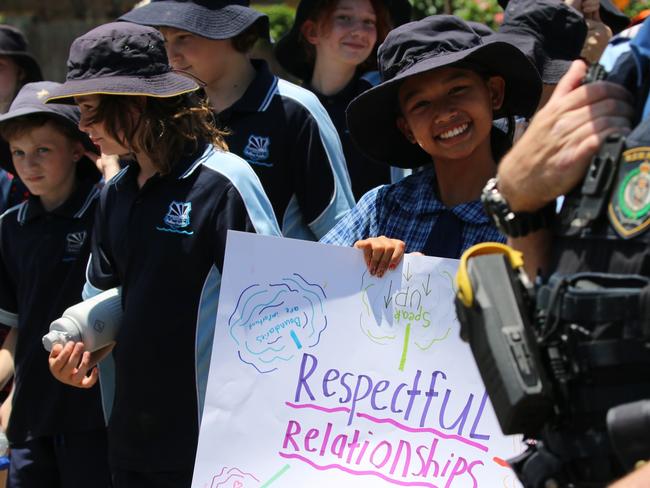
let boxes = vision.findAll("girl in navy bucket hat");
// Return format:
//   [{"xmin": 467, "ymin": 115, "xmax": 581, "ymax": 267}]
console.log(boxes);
[
  {"xmin": 275, "ymin": 0, "xmax": 412, "ymax": 201},
  {"xmin": 46, "ymin": 21, "xmax": 280, "ymax": 488},
  {"xmin": 321, "ymin": 15, "xmax": 542, "ymax": 276},
  {"xmin": 120, "ymin": 0, "xmax": 356, "ymax": 242}
]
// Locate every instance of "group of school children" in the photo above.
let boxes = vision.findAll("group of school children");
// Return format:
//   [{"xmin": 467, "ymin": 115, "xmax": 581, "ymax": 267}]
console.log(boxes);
[{"xmin": 0, "ymin": 0, "xmax": 632, "ymax": 486}]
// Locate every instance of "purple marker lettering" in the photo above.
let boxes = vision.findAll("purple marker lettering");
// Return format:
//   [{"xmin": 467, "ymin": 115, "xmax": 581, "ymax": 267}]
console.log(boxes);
[
  {"xmin": 349, "ymin": 374, "xmax": 373, "ymax": 425},
  {"xmin": 371, "ymin": 380, "xmax": 390, "ymax": 411},
  {"xmin": 420, "ymin": 371, "xmax": 446, "ymax": 427},
  {"xmin": 304, "ymin": 428, "xmax": 320, "ymax": 453},
  {"xmin": 439, "ymin": 391, "xmax": 473, "ymax": 436},
  {"xmin": 404, "ymin": 370, "xmax": 423, "ymax": 421},
  {"xmin": 283, "ymin": 420, "xmax": 301, "ymax": 450},
  {"xmin": 339, "ymin": 372, "xmax": 353, "ymax": 403},
  {"xmin": 294, "ymin": 353, "xmax": 318, "ymax": 402},
  {"xmin": 323, "ymin": 368, "xmax": 340, "ymax": 398},
  {"xmin": 391, "ymin": 383, "xmax": 407, "ymax": 414},
  {"xmin": 469, "ymin": 391, "xmax": 491, "ymax": 441}
]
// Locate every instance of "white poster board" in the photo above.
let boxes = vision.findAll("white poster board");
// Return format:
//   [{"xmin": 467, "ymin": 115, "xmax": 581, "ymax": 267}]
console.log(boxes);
[{"xmin": 193, "ymin": 231, "xmax": 523, "ymax": 488}]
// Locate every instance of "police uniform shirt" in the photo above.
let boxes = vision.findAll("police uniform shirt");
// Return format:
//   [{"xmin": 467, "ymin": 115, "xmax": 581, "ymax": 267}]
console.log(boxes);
[
  {"xmin": 0, "ymin": 178, "xmax": 105, "ymax": 443},
  {"xmin": 217, "ymin": 60, "xmax": 355, "ymax": 241},
  {"xmin": 84, "ymin": 143, "xmax": 280, "ymax": 472},
  {"xmin": 306, "ymin": 72, "xmax": 393, "ymax": 201}
]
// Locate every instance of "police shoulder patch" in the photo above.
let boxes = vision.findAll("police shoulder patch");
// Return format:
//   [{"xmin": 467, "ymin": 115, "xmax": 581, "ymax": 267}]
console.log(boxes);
[{"xmin": 609, "ymin": 146, "xmax": 650, "ymax": 239}]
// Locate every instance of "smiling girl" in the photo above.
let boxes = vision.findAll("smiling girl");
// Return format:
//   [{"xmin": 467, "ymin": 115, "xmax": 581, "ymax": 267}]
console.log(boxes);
[{"xmin": 276, "ymin": 0, "xmax": 411, "ymax": 200}]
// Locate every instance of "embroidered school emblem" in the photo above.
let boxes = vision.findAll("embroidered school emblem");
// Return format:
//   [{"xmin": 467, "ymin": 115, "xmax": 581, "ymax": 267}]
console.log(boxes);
[
  {"xmin": 243, "ymin": 134, "xmax": 271, "ymax": 166},
  {"xmin": 65, "ymin": 231, "xmax": 87, "ymax": 255},
  {"xmin": 157, "ymin": 201, "xmax": 194, "ymax": 235},
  {"xmin": 609, "ymin": 146, "xmax": 650, "ymax": 239}
]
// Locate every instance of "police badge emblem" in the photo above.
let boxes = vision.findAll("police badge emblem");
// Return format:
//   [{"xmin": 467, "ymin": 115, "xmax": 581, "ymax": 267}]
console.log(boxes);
[{"xmin": 609, "ymin": 147, "xmax": 650, "ymax": 239}]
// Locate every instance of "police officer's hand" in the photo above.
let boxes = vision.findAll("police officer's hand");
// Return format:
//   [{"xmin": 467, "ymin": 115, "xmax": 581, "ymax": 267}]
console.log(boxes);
[
  {"xmin": 354, "ymin": 236, "xmax": 406, "ymax": 277},
  {"xmin": 48, "ymin": 341, "xmax": 112, "ymax": 389},
  {"xmin": 498, "ymin": 60, "xmax": 634, "ymax": 213}
]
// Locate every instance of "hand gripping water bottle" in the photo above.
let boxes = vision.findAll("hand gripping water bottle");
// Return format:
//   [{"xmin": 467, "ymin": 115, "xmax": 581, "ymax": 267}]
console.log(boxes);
[{"xmin": 42, "ymin": 288, "xmax": 123, "ymax": 353}]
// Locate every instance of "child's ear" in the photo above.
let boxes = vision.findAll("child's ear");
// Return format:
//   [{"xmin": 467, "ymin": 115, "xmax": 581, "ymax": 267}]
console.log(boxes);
[
  {"xmin": 300, "ymin": 20, "xmax": 320, "ymax": 46},
  {"xmin": 487, "ymin": 76, "xmax": 506, "ymax": 111},
  {"xmin": 396, "ymin": 116, "xmax": 417, "ymax": 145},
  {"xmin": 71, "ymin": 142, "xmax": 84, "ymax": 163}
]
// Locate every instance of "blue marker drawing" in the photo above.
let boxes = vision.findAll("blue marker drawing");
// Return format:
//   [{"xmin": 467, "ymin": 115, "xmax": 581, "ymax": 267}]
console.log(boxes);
[
  {"xmin": 290, "ymin": 330, "xmax": 303, "ymax": 349},
  {"xmin": 229, "ymin": 273, "xmax": 327, "ymax": 373}
]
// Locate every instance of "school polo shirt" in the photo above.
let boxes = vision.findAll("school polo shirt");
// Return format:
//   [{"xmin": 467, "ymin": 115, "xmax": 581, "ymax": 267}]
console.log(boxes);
[
  {"xmin": 217, "ymin": 60, "xmax": 355, "ymax": 241},
  {"xmin": 0, "ymin": 178, "xmax": 106, "ymax": 443},
  {"xmin": 84, "ymin": 144, "xmax": 280, "ymax": 472},
  {"xmin": 306, "ymin": 72, "xmax": 393, "ymax": 201}
]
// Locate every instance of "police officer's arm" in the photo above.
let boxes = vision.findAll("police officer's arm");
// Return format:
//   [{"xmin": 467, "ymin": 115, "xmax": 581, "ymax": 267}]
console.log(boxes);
[{"xmin": 498, "ymin": 60, "xmax": 634, "ymax": 276}]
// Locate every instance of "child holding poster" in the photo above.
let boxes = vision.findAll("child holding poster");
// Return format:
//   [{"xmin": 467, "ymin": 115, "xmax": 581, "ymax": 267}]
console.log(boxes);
[
  {"xmin": 45, "ymin": 22, "xmax": 280, "ymax": 487},
  {"xmin": 321, "ymin": 15, "xmax": 542, "ymax": 276}
]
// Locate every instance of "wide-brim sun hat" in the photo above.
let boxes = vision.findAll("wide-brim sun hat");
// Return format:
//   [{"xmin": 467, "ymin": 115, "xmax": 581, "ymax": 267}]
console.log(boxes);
[
  {"xmin": 0, "ymin": 25, "xmax": 43, "ymax": 84},
  {"xmin": 275, "ymin": 0, "xmax": 413, "ymax": 82},
  {"xmin": 498, "ymin": 0, "xmax": 629, "ymax": 34},
  {"xmin": 119, "ymin": 0, "xmax": 270, "ymax": 42},
  {"xmin": 44, "ymin": 22, "xmax": 199, "ymax": 105},
  {"xmin": 498, "ymin": 0, "xmax": 587, "ymax": 85},
  {"xmin": 346, "ymin": 15, "xmax": 542, "ymax": 168},
  {"xmin": 0, "ymin": 81, "xmax": 99, "ymax": 174}
]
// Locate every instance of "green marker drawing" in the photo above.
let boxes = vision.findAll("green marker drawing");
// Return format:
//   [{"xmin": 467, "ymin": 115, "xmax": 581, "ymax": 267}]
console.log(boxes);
[
  {"xmin": 415, "ymin": 327, "xmax": 451, "ymax": 350},
  {"xmin": 399, "ymin": 322, "xmax": 412, "ymax": 371},
  {"xmin": 260, "ymin": 464, "xmax": 291, "ymax": 488}
]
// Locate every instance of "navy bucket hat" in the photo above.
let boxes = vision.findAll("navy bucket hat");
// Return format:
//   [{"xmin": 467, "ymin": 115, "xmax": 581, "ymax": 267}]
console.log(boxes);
[
  {"xmin": 44, "ymin": 22, "xmax": 199, "ymax": 104},
  {"xmin": 346, "ymin": 15, "xmax": 542, "ymax": 168},
  {"xmin": 498, "ymin": 0, "xmax": 629, "ymax": 34},
  {"xmin": 119, "ymin": 0, "xmax": 270, "ymax": 42},
  {"xmin": 0, "ymin": 25, "xmax": 43, "ymax": 84},
  {"xmin": 499, "ymin": 0, "xmax": 587, "ymax": 84},
  {"xmin": 275, "ymin": 0, "xmax": 412, "ymax": 82},
  {"xmin": 0, "ymin": 81, "xmax": 99, "ymax": 174}
]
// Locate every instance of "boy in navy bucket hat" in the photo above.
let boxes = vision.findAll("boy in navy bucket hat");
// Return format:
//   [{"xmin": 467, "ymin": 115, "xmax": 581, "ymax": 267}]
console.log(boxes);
[
  {"xmin": 120, "ymin": 0, "xmax": 355, "ymax": 241},
  {"xmin": 0, "ymin": 81, "xmax": 109, "ymax": 487},
  {"xmin": 322, "ymin": 15, "xmax": 542, "ymax": 276},
  {"xmin": 45, "ymin": 21, "xmax": 280, "ymax": 487}
]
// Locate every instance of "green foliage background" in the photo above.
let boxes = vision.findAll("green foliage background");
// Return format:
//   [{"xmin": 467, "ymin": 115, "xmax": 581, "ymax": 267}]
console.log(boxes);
[{"xmin": 258, "ymin": 0, "xmax": 649, "ymax": 41}]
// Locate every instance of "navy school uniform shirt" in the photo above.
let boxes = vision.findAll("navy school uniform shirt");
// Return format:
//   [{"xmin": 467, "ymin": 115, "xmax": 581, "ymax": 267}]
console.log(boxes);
[
  {"xmin": 216, "ymin": 60, "xmax": 355, "ymax": 240},
  {"xmin": 0, "ymin": 177, "xmax": 106, "ymax": 444},
  {"xmin": 306, "ymin": 72, "xmax": 395, "ymax": 201},
  {"xmin": 84, "ymin": 143, "xmax": 281, "ymax": 471}
]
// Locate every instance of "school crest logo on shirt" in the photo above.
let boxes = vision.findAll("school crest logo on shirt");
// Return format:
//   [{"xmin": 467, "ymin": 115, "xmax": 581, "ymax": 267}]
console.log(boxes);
[
  {"xmin": 62, "ymin": 231, "xmax": 87, "ymax": 262},
  {"xmin": 609, "ymin": 146, "xmax": 650, "ymax": 239},
  {"xmin": 156, "ymin": 201, "xmax": 194, "ymax": 235},
  {"xmin": 65, "ymin": 231, "xmax": 87, "ymax": 254},
  {"xmin": 243, "ymin": 134, "xmax": 272, "ymax": 166}
]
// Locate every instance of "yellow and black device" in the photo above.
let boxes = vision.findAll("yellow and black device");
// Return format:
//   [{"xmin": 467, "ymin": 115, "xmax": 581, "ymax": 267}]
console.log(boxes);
[{"xmin": 455, "ymin": 243, "xmax": 553, "ymax": 436}]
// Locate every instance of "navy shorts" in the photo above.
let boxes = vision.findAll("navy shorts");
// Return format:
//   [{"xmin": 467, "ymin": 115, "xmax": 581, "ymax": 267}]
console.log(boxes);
[
  {"xmin": 111, "ymin": 468, "xmax": 193, "ymax": 488},
  {"xmin": 8, "ymin": 429, "xmax": 110, "ymax": 488}
]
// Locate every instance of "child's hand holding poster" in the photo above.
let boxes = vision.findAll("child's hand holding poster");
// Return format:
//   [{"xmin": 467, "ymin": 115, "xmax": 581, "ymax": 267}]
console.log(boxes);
[{"xmin": 192, "ymin": 231, "xmax": 523, "ymax": 488}]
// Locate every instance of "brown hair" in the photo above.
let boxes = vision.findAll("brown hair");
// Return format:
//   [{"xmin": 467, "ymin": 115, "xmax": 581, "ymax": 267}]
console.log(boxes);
[
  {"xmin": 0, "ymin": 113, "xmax": 85, "ymax": 145},
  {"xmin": 232, "ymin": 21, "xmax": 264, "ymax": 53},
  {"xmin": 88, "ymin": 92, "xmax": 228, "ymax": 175},
  {"xmin": 299, "ymin": 0, "xmax": 392, "ymax": 74}
]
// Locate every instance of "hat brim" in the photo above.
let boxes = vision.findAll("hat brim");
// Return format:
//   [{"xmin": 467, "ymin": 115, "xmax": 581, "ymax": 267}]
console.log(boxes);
[
  {"xmin": 346, "ymin": 40, "xmax": 541, "ymax": 168},
  {"xmin": 43, "ymin": 72, "xmax": 199, "ymax": 105},
  {"xmin": 119, "ymin": 2, "xmax": 270, "ymax": 42},
  {"xmin": 600, "ymin": 0, "xmax": 630, "ymax": 34},
  {"xmin": 0, "ymin": 51, "xmax": 42, "ymax": 83}
]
